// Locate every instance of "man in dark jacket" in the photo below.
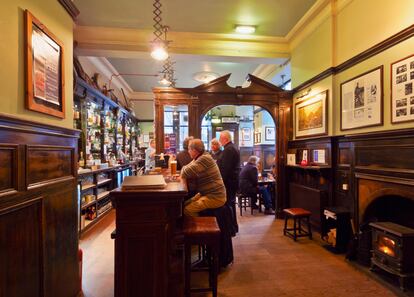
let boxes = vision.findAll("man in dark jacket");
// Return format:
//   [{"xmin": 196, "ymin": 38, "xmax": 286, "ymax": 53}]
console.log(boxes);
[
  {"xmin": 239, "ymin": 156, "xmax": 274, "ymax": 214},
  {"xmin": 218, "ymin": 130, "xmax": 240, "ymax": 232},
  {"xmin": 176, "ymin": 136, "xmax": 193, "ymax": 170}
]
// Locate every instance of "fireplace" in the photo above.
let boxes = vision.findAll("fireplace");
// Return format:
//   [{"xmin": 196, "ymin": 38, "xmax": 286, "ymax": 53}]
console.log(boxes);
[
  {"xmin": 355, "ymin": 175, "xmax": 414, "ymax": 265},
  {"xmin": 370, "ymin": 222, "xmax": 414, "ymax": 290}
]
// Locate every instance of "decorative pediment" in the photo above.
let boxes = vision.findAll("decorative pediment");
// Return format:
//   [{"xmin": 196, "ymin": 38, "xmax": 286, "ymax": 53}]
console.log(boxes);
[{"xmin": 193, "ymin": 73, "xmax": 285, "ymax": 94}]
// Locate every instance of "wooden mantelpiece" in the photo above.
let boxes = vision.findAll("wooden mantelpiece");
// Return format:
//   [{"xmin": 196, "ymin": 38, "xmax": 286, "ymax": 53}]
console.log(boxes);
[
  {"xmin": 110, "ymin": 181, "xmax": 187, "ymax": 297},
  {"xmin": 0, "ymin": 113, "xmax": 80, "ymax": 297}
]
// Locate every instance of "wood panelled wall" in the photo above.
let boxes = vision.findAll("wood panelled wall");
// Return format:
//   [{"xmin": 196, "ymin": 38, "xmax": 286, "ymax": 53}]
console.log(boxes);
[
  {"xmin": 286, "ymin": 129, "xmax": 414, "ymax": 231},
  {"xmin": 0, "ymin": 114, "xmax": 80, "ymax": 297}
]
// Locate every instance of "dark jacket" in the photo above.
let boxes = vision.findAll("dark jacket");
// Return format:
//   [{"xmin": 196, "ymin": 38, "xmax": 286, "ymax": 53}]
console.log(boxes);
[
  {"xmin": 217, "ymin": 142, "xmax": 240, "ymax": 190},
  {"xmin": 210, "ymin": 150, "xmax": 222, "ymax": 161},
  {"xmin": 176, "ymin": 150, "xmax": 192, "ymax": 170},
  {"xmin": 239, "ymin": 163, "xmax": 258, "ymax": 196}
]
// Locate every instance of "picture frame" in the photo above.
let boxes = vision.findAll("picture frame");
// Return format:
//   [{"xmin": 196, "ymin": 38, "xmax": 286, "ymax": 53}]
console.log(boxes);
[
  {"xmin": 391, "ymin": 54, "xmax": 414, "ymax": 124},
  {"xmin": 264, "ymin": 126, "xmax": 275, "ymax": 141},
  {"xmin": 241, "ymin": 127, "xmax": 251, "ymax": 141},
  {"xmin": 25, "ymin": 10, "xmax": 65, "ymax": 118},
  {"xmin": 295, "ymin": 90, "xmax": 328, "ymax": 138},
  {"xmin": 340, "ymin": 66, "xmax": 383, "ymax": 130}
]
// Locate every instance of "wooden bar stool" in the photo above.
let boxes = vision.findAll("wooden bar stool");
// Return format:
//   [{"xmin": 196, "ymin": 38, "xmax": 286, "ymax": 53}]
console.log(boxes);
[
  {"xmin": 184, "ymin": 216, "xmax": 221, "ymax": 297},
  {"xmin": 283, "ymin": 208, "xmax": 312, "ymax": 241}
]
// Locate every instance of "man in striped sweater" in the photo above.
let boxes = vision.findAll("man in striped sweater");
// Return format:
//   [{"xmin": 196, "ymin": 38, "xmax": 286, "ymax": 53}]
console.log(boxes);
[{"xmin": 181, "ymin": 138, "xmax": 227, "ymax": 216}]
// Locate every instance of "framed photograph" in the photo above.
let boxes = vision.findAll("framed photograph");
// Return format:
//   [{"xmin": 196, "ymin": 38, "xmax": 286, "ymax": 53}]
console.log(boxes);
[
  {"xmin": 340, "ymin": 66, "xmax": 383, "ymax": 130},
  {"xmin": 295, "ymin": 90, "xmax": 328, "ymax": 138},
  {"xmin": 264, "ymin": 126, "xmax": 275, "ymax": 141},
  {"xmin": 25, "ymin": 10, "xmax": 65, "ymax": 118},
  {"xmin": 241, "ymin": 127, "xmax": 251, "ymax": 141},
  {"xmin": 391, "ymin": 54, "xmax": 414, "ymax": 124}
]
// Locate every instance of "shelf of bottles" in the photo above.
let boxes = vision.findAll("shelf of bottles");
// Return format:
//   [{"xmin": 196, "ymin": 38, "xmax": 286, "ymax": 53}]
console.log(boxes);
[
  {"xmin": 86, "ymin": 101, "xmax": 103, "ymax": 161},
  {"xmin": 116, "ymin": 112, "xmax": 124, "ymax": 160},
  {"xmin": 103, "ymin": 106, "xmax": 117, "ymax": 162},
  {"xmin": 125, "ymin": 117, "xmax": 132, "ymax": 157}
]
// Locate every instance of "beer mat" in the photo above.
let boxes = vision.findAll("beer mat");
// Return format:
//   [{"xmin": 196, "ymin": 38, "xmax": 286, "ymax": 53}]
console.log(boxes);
[{"xmin": 121, "ymin": 175, "xmax": 167, "ymax": 190}]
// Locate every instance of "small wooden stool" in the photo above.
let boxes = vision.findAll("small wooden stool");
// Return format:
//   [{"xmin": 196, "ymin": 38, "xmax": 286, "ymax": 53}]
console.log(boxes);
[
  {"xmin": 283, "ymin": 208, "xmax": 312, "ymax": 241},
  {"xmin": 184, "ymin": 216, "xmax": 221, "ymax": 297}
]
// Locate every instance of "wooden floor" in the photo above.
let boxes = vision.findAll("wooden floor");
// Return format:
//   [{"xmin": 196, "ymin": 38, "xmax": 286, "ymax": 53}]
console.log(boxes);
[{"xmin": 80, "ymin": 210, "xmax": 401, "ymax": 297}]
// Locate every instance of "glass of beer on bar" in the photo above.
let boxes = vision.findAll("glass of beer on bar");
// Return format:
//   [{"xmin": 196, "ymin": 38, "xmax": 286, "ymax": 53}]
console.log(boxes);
[{"xmin": 170, "ymin": 160, "xmax": 177, "ymax": 175}]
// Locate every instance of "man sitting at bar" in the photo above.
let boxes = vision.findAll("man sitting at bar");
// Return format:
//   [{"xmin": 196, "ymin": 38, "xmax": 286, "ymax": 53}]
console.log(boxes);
[
  {"xmin": 176, "ymin": 136, "xmax": 194, "ymax": 170},
  {"xmin": 239, "ymin": 156, "xmax": 274, "ymax": 215},
  {"xmin": 181, "ymin": 139, "xmax": 227, "ymax": 217}
]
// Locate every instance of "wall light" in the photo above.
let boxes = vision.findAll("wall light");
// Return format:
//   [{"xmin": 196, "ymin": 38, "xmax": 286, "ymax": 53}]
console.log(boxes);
[{"xmin": 235, "ymin": 25, "xmax": 256, "ymax": 34}]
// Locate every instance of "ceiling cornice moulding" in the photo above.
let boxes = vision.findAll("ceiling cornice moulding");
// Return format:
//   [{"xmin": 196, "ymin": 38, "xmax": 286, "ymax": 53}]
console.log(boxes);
[{"xmin": 74, "ymin": 26, "xmax": 289, "ymax": 59}]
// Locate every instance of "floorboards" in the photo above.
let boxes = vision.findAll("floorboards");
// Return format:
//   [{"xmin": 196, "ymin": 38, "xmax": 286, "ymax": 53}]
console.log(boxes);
[{"xmin": 80, "ymin": 210, "xmax": 403, "ymax": 297}]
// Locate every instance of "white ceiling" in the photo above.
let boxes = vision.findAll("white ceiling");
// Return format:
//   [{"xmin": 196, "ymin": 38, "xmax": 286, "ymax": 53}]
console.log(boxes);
[{"xmin": 108, "ymin": 54, "xmax": 287, "ymax": 92}]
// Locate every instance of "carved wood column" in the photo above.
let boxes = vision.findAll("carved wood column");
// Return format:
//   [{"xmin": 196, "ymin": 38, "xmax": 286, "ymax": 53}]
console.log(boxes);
[{"xmin": 188, "ymin": 96, "xmax": 201, "ymax": 139}]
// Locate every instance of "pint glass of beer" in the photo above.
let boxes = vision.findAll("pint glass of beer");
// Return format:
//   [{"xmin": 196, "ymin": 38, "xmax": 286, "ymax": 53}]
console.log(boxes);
[{"xmin": 170, "ymin": 160, "xmax": 177, "ymax": 175}]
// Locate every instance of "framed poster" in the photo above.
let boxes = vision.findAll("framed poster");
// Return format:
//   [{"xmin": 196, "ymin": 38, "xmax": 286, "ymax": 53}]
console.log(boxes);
[
  {"xmin": 254, "ymin": 132, "xmax": 261, "ymax": 144},
  {"xmin": 241, "ymin": 127, "xmax": 251, "ymax": 141},
  {"xmin": 295, "ymin": 90, "xmax": 328, "ymax": 138},
  {"xmin": 264, "ymin": 126, "xmax": 275, "ymax": 141},
  {"xmin": 25, "ymin": 10, "xmax": 65, "ymax": 118},
  {"xmin": 391, "ymin": 54, "xmax": 414, "ymax": 123},
  {"xmin": 340, "ymin": 66, "xmax": 383, "ymax": 130}
]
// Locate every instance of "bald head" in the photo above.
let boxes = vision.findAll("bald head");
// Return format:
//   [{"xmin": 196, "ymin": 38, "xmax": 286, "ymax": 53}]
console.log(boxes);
[{"xmin": 219, "ymin": 130, "xmax": 232, "ymax": 146}]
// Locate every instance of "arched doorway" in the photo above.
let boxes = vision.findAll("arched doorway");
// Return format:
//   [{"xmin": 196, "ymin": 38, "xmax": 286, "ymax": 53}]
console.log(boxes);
[{"xmin": 153, "ymin": 74, "xmax": 292, "ymax": 216}]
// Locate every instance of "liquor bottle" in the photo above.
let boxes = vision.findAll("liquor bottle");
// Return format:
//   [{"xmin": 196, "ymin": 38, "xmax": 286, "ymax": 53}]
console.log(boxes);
[{"xmin": 78, "ymin": 152, "xmax": 85, "ymax": 168}]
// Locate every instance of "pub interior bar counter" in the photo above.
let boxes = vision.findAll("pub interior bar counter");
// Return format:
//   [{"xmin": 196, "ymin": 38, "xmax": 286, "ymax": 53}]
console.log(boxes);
[{"xmin": 109, "ymin": 175, "xmax": 187, "ymax": 297}]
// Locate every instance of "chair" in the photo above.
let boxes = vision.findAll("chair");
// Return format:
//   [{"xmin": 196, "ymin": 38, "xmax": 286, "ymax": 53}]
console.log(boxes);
[
  {"xmin": 237, "ymin": 193, "xmax": 262, "ymax": 216},
  {"xmin": 184, "ymin": 216, "xmax": 221, "ymax": 297},
  {"xmin": 283, "ymin": 208, "xmax": 312, "ymax": 241}
]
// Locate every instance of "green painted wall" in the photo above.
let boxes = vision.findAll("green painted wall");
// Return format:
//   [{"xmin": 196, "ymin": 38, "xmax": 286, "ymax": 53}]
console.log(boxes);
[
  {"xmin": 0, "ymin": 0, "xmax": 73, "ymax": 128},
  {"xmin": 292, "ymin": 0, "xmax": 414, "ymax": 138},
  {"xmin": 291, "ymin": 17, "xmax": 332, "ymax": 88}
]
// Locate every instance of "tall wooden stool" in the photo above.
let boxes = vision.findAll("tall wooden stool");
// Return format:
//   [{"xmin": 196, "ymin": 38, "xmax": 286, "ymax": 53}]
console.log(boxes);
[
  {"xmin": 283, "ymin": 208, "xmax": 312, "ymax": 241},
  {"xmin": 184, "ymin": 216, "xmax": 221, "ymax": 297}
]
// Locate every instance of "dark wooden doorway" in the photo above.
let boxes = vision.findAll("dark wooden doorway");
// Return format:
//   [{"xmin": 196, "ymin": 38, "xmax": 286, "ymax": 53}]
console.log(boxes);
[{"xmin": 153, "ymin": 74, "xmax": 292, "ymax": 216}]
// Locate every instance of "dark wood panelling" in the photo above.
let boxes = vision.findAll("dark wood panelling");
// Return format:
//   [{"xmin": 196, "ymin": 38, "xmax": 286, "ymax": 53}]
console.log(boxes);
[
  {"xmin": 289, "ymin": 183, "xmax": 328, "ymax": 229},
  {"xmin": 338, "ymin": 147, "xmax": 351, "ymax": 166},
  {"xmin": 355, "ymin": 145, "xmax": 414, "ymax": 170},
  {"xmin": 0, "ymin": 197, "xmax": 43, "ymax": 297},
  {"xmin": 27, "ymin": 146, "xmax": 74, "ymax": 187},
  {"xmin": 0, "ymin": 145, "xmax": 18, "ymax": 194},
  {"xmin": 0, "ymin": 113, "xmax": 80, "ymax": 297}
]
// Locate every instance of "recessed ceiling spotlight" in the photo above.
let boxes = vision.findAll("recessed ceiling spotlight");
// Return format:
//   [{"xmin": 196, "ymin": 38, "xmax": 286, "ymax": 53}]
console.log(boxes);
[
  {"xmin": 193, "ymin": 71, "xmax": 220, "ymax": 84},
  {"xmin": 235, "ymin": 25, "xmax": 256, "ymax": 34}
]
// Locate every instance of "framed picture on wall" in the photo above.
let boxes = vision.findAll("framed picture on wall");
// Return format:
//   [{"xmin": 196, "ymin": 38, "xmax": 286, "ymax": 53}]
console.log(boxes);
[
  {"xmin": 295, "ymin": 90, "xmax": 328, "ymax": 138},
  {"xmin": 264, "ymin": 126, "xmax": 275, "ymax": 141},
  {"xmin": 391, "ymin": 54, "xmax": 414, "ymax": 124},
  {"xmin": 340, "ymin": 66, "xmax": 383, "ymax": 130},
  {"xmin": 241, "ymin": 127, "xmax": 251, "ymax": 141},
  {"xmin": 254, "ymin": 132, "xmax": 261, "ymax": 144},
  {"xmin": 25, "ymin": 10, "xmax": 65, "ymax": 118}
]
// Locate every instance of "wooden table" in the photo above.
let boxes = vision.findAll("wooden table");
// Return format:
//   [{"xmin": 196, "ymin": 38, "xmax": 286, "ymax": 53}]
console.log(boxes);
[{"xmin": 110, "ymin": 179, "xmax": 187, "ymax": 297}]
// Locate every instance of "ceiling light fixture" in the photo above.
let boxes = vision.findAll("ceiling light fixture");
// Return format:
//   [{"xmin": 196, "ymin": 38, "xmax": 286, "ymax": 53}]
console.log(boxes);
[
  {"xmin": 150, "ymin": 0, "xmax": 169, "ymax": 61},
  {"xmin": 235, "ymin": 25, "xmax": 256, "ymax": 34},
  {"xmin": 193, "ymin": 71, "xmax": 220, "ymax": 84},
  {"xmin": 158, "ymin": 73, "xmax": 171, "ymax": 85}
]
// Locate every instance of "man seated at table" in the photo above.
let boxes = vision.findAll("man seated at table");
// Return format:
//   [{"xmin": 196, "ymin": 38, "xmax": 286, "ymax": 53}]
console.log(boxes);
[
  {"xmin": 181, "ymin": 138, "xmax": 227, "ymax": 217},
  {"xmin": 239, "ymin": 156, "xmax": 274, "ymax": 215}
]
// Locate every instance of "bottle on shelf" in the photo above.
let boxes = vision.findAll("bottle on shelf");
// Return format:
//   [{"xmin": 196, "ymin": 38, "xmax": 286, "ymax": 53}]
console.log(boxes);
[{"xmin": 78, "ymin": 151, "xmax": 85, "ymax": 168}]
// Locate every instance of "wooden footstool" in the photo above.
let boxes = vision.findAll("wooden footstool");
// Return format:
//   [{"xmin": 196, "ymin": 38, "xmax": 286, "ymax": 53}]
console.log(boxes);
[{"xmin": 283, "ymin": 208, "xmax": 312, "ymax": 241}]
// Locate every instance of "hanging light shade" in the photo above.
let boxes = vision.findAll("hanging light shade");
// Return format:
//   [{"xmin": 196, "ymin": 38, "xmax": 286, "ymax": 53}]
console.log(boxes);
[{"xmin": 151, "ymin": 41, "xmax": 169, "ymax": 61}]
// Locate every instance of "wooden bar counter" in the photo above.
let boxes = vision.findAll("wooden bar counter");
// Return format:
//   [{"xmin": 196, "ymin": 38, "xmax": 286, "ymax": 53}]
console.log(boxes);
[{"xmin": 110, "ymin": 178, "xmax": 187, "ymax": 297}]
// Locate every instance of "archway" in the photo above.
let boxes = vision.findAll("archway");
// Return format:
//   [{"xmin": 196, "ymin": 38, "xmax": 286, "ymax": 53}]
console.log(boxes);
[{"xmin": 153, "ymin": 74, "xmax": 292, "ymax": 216}]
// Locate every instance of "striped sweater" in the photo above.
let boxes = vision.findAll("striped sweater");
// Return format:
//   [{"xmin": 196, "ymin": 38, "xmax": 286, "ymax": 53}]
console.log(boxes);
[{"xmin": 181, "ymin": 153, "xmax": 226, "ymax": 200}]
